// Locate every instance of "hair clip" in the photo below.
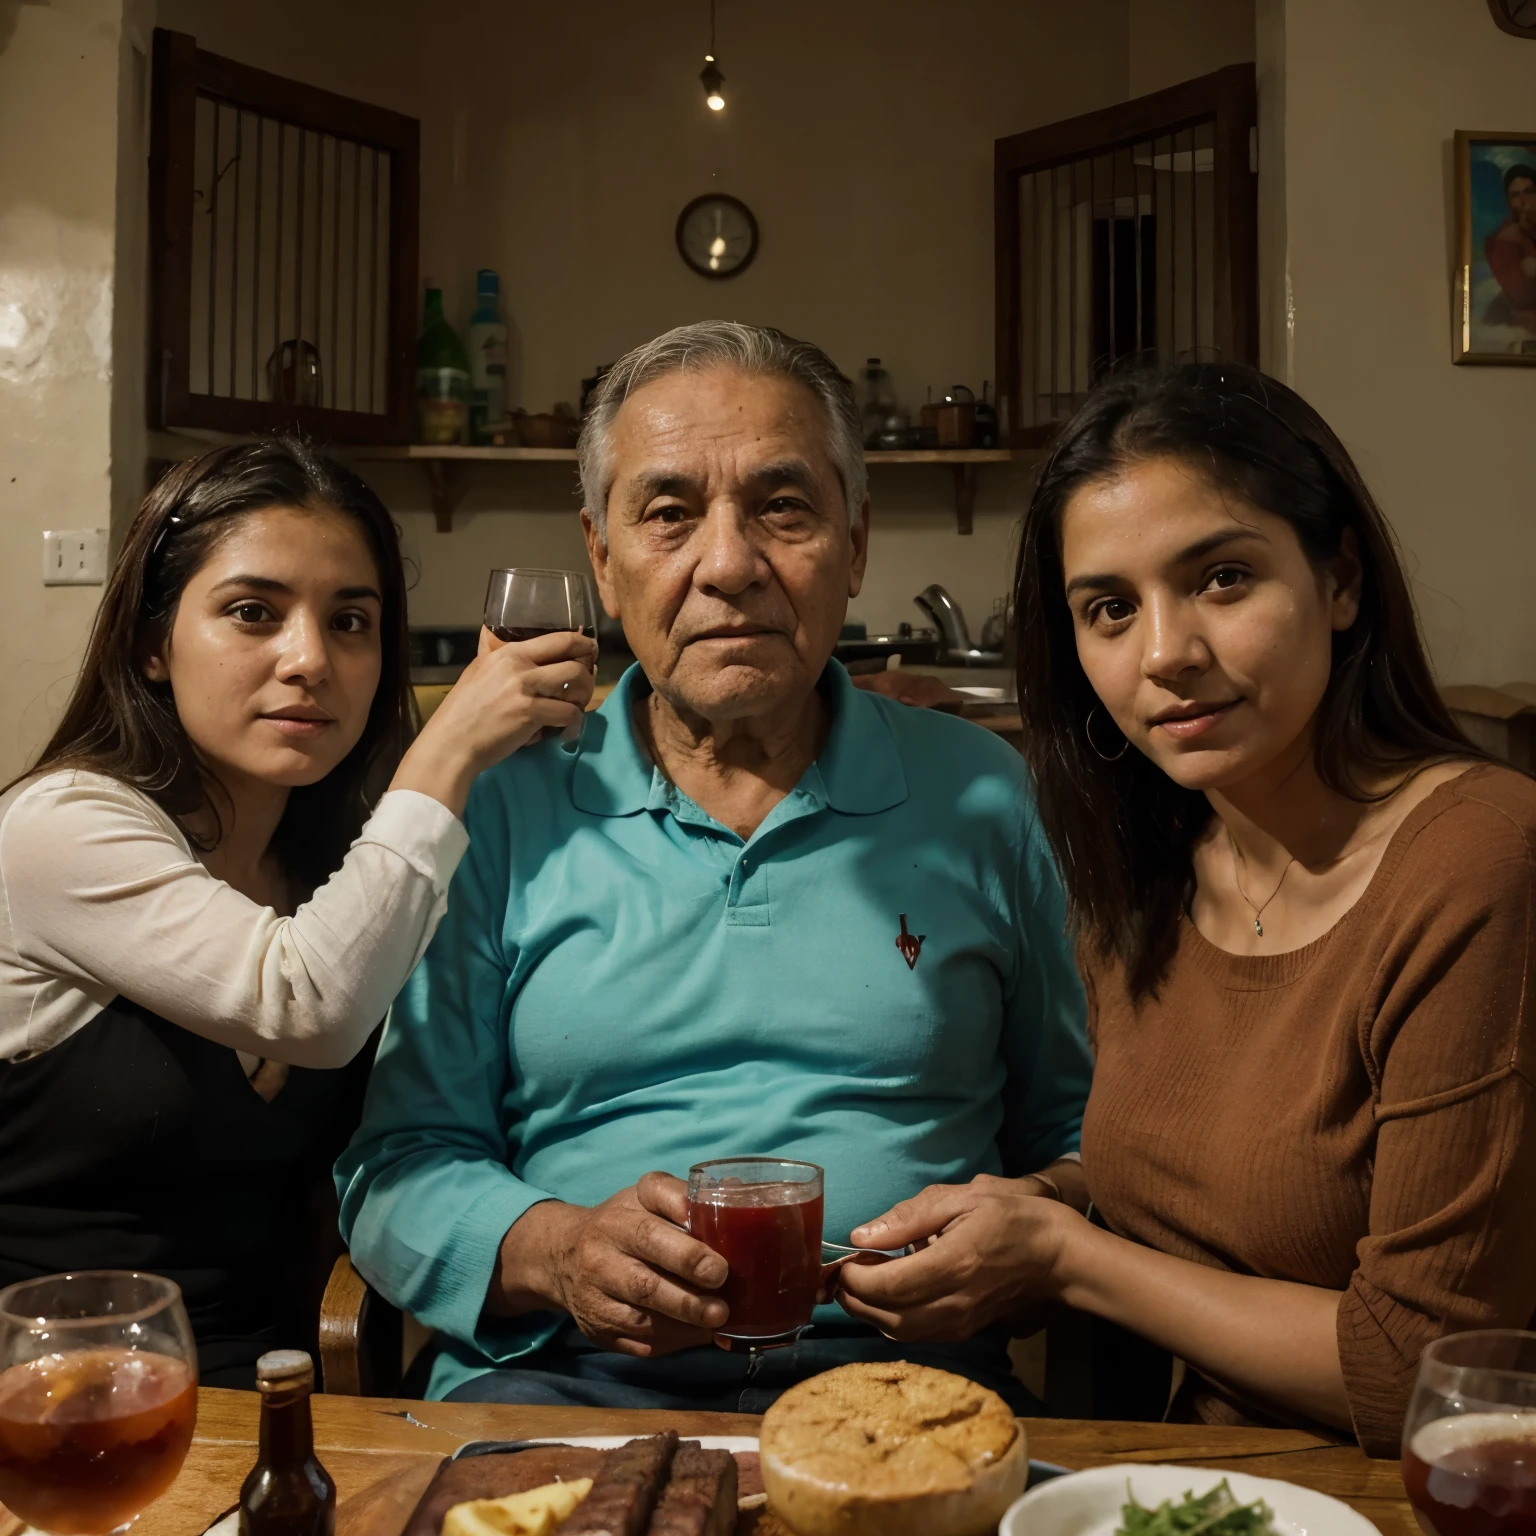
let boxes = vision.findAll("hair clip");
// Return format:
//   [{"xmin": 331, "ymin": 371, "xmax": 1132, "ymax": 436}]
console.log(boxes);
[{"xmin": 147, "ymin": 513, "xmax": 184, "ymax": 563}]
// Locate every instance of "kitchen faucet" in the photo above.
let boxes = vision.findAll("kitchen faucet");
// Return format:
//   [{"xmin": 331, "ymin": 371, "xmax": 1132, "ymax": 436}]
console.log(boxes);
[{"xmin": 913, "ymin": 584, "xmax": 1001, "ymax": 665}]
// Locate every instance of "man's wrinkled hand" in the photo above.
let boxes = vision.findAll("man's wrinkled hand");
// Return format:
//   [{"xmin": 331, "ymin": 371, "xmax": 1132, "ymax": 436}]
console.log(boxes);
[
  {"xmin": 491, "ymin": 1172, "xmax": 729, "ymax": 1358},
  {"xmin": 835, "ymin": 1174, "xmax": 1075, "ymax": 1343}
]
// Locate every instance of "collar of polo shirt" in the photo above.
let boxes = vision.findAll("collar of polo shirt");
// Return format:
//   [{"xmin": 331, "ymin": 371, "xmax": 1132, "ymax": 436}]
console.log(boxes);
[{"xmin": 572, "ymin": 658, "xmax": 907, "ymax": 820}]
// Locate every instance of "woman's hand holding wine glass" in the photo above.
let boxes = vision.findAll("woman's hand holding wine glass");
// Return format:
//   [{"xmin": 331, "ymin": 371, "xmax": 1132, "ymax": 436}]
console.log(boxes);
[
  {"xmin": 391, "ymin": 568, "xmax": 599, "ymax": 818},
  {"xmin": 393, "ymin": 627, "xmax": 597, "ymax": 815}
]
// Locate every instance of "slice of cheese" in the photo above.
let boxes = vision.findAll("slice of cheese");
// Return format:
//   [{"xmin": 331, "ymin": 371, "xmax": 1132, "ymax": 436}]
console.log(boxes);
[{"xmin": 441, "ymin": 1477, "xmax": 593, "ymax": 1536}]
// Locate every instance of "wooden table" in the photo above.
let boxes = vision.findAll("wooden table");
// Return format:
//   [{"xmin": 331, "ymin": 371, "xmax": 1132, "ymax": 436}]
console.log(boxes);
[{"xmin": 126, "ymin": 1388, "xmax": 1416, "ymax": 1536}]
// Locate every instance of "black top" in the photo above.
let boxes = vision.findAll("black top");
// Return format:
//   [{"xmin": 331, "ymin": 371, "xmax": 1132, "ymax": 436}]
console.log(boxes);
[{"xmin": 0, "ymin": 998, "xmax": 372, "ymax": 1386}]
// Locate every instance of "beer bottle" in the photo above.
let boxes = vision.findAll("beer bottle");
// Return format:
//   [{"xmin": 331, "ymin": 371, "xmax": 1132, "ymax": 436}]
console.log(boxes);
[{"xmin": 238, "ymin": 1350, "xmax": 336, "ymax": 1536}]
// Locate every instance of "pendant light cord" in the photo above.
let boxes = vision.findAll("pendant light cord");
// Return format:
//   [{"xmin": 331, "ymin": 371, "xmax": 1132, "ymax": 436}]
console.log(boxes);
[{"xmin": 710, "ymin": 0, "xmax": 717, "ymax": 56}]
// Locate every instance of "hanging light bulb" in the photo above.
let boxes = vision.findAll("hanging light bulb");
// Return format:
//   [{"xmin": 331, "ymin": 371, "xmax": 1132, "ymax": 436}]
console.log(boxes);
[
  {"xmin": 700, "ymin": 0, "xmax": 725, "ymax": 111},
  {"xmin": 701, "ymin": 56, "xmax": 725, "ymax": 111}
]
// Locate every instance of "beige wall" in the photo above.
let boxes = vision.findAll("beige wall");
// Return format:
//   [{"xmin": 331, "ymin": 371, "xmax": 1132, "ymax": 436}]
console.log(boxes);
[
  {"xmin": 397, "ymin": 0, "xmax": 1133, "ymax": 638},
  {"xmin": 154, "ymin": 0, "xmax": 419, "ymax": 115},
  {"xmin": 149, "ymin": 1, "xmax": 1138, "ymax": 641},
  {"xmin": 1262, "ymin": 0, "xmax": 1535, "ymax": 686},
  {"xmin": 0, "ymin": 0, "xmax": 143, "ymax": 782},
  {"xmin": 18, "ymin": 0, "xmax": 1522, "ymax": 746},
  {"xmin": 418, "ymin": 2, "xmax": 1129, "ymax": 422},
  {"xmin": 0, "ymin": 0, "xmax": 1278, "ymax": 765},
  {"xmin": 1254, "ymin": 0, "xmax": 1289, "ymax": 379},
  {"xmin": 1128, "ymin": 0, "xmax": 1254, "ymax": 97}
]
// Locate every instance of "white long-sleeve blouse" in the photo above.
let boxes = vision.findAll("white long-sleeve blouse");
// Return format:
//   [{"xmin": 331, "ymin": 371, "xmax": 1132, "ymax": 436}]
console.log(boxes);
[{"xmin": 0, "ymin": 769, "xmax": 469, "ymax": 1069}]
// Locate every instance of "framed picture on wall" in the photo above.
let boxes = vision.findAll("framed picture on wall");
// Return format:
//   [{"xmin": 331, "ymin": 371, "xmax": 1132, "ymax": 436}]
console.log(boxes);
[{"xmin": 1454, "ymin": 130, "xmax": 1536, "ymax": 364}]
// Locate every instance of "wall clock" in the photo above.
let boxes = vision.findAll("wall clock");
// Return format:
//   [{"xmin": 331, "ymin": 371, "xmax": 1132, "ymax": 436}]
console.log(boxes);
[
  {"xmin": 676, "ymin": 194, "xmax": 759, "ymax": 279},
  {"xmin": 1488, "ymin": 0, "xmax": 1536, "ymax": 37}
]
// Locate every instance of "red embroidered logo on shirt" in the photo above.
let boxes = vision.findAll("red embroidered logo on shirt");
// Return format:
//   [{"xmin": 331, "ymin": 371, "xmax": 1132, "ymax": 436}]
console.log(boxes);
[{"xmin": 896, "ymin": 914, "xmax": 925, "ymax": 970}]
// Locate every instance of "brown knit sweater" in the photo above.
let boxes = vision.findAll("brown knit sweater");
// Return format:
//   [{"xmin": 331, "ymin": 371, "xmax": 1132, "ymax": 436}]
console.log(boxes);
[{"xmin": 1079, "ymin": 764, "xmax": 1536, "ymax": 1457}]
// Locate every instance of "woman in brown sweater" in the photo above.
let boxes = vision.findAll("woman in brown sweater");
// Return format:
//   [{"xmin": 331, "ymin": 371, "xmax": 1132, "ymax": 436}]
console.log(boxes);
[{"xmin": 837, "ymin": 362, "xmax": 1536, "ymax": 1455}]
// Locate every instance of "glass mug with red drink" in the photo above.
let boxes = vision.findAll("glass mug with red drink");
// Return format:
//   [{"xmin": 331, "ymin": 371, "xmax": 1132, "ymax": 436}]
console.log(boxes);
[
  {"xmin": 1402, "ymin": 1328, "xmax": 1536, "ymax": 1536},
  {"xmin": 687, "ymin": 1158, "xmax": 825, "ymax": 1348},
  {"xmin": 0, "ymin": 1271, "xmax": 197, "ymax": 1535}
]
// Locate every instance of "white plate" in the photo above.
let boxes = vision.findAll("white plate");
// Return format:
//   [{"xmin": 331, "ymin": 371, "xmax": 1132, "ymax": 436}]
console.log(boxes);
[{"xmin": 999, "ymin": 1462, "xmax": 1382, "ymax": 1536}]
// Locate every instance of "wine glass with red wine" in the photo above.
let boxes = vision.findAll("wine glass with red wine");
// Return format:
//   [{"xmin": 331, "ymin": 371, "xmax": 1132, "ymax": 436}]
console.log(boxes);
[
  {"xmin": 484, "ymin": 567, "xmax": 597, "ymax": 646},
  {"xmin": 1402, "ymin": 1328, "xmax": 1536, "ymax": 1536},
  {"xmin": 484, "ymin": 567, "xmax": 598, "ymax": 742},
  {"xmin": 0, "ymin": 1271, "xmax": 198, "ymax": 1535},
  {"xmin": 687, "ymin": 1157, "xmax": 825, "ymax": 1355}
]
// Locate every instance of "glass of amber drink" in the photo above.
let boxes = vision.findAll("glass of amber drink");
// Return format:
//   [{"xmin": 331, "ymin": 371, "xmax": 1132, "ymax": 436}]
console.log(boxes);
[
  {"xmin": 0, "ymin": 1271, "xmax": 198, "ymax": 1534},
  {"xmin": 1402, "ymin": 1329, "xmax": 1536, "ymax": 1536}
]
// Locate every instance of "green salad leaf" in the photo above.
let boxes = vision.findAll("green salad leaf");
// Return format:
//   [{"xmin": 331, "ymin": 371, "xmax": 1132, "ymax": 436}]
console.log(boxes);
[{"xmin": 1116, "ymin": 1478, "xmax": 1278, "ymax": 1536}]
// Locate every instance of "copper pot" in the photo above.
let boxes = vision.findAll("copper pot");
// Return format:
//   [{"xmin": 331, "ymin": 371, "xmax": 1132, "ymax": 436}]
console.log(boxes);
[
  {"xmin": 934, "ymin": 402, "xmax": 976, "ymax": 448},
  {"xmin": 515, "ymin": 412, "xmax": 579, "ymax": 448}
]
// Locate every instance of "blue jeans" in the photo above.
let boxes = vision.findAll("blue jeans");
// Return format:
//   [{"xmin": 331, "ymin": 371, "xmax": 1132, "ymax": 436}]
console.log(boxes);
[{"xmin": 441, "ymin": 1321, "xmax": 1040, "ymax": 1416}]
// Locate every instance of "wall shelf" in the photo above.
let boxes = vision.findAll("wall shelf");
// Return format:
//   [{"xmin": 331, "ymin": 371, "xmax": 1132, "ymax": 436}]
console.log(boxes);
[
  {"xmin": 344, "ymin": 445, "xmax": 580, "ymax": 532},
  {"xmin": 345, "ymin": 445, "xmax": 1042, "ymax": 534},
  {"xmin": 148, "ymin": 432, "xmax": 1041, "ymax": 534},
  {"xmin": 351, "ymin": 445, "xmax": 581, "ymax": 462}
]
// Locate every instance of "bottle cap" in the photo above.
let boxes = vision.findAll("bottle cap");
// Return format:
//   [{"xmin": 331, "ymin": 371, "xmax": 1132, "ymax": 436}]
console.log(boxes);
[
  {"xmin": 255, "ymin": 1350, "xmax": 314, "ymax": 1389},
  {"xmin": 477, "ymin": 268, "xmax": 499, "ymax": 295}
]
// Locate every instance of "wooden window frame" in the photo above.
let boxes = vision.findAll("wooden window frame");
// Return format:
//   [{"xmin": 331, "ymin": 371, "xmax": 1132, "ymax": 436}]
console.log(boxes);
[
  {"xmin": 993, "ymin": 64, "xmax": 1257, "ymax": 448},
  {"xmin": 148, "ymin": 28, "xmax": 420, "ymax": 444}
]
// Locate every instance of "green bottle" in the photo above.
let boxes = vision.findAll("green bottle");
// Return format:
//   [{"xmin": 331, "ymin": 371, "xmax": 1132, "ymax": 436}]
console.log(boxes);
[{"xmin": 416, "ymin": 281, "xmax": 469, "ymax": 444}]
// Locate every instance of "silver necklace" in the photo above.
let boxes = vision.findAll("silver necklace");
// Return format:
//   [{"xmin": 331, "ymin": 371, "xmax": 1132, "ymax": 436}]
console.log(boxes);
[{"xmin": 1226, "ymin": 826, "xmax": 1297, "ymax": 939}]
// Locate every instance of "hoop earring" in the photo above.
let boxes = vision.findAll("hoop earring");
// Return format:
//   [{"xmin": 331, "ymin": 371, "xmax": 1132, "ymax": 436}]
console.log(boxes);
[{"xmin": 1085, "ymin": 705, "xmax": 1130, "ymax": 762}]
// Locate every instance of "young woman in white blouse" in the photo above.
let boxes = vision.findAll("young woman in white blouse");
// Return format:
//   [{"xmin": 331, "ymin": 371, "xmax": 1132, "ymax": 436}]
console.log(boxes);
[{"xmin": 0, "ymin": 438, "xmax": 594, "ymax": 1384}]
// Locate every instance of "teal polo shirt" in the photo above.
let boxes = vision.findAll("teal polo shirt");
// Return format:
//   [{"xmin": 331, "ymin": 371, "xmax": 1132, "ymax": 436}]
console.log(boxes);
[{"xmin": 336, "ymin": 660, "xmax": 1090, "ymax": 1399}]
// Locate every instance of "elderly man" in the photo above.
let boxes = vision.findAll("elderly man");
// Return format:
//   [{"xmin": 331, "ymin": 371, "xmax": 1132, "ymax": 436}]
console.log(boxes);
[{"xmin": 336, "ymin": 321, "xmax": 1090, "ymax": 1410}]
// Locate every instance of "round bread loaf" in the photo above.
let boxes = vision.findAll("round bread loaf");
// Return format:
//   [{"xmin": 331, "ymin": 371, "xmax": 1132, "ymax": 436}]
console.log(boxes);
[{"xmin": 759, "ymin": 1360, "xmax": 1026, "ymax": 1536}]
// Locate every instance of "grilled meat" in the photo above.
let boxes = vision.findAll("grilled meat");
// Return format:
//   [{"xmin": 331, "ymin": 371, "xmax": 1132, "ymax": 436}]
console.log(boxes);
[
  {"xmin": 554, "ymin": 1432, "xmax": 680, "ymax": 1536},
  {"xmin": 646, "ymin": 1444, "xmax": 738, "ymax": 1536}
]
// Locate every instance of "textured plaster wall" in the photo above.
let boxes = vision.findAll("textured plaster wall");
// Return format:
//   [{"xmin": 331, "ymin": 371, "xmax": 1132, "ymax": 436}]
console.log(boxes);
[{"xmin": 0, "ymin": 0, "xmax": 141, "ymax": 781}]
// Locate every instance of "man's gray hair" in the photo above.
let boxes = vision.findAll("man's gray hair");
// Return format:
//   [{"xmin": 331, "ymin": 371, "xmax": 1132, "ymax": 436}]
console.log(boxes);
[{"xmin": 577, "ymin": 320, "xmax": 867, "ymax": 535}]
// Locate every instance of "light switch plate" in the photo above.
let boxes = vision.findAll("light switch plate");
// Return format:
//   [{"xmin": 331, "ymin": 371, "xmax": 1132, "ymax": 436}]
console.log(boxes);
[{"xmin": 43, "ymin": 529, "xmax": 109, "ymax": 586}]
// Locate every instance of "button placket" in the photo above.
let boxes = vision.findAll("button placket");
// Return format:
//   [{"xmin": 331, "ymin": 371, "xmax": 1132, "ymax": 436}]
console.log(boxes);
[{"xmin": 725, "ymin": 847, "xmax": 770, "ymax": 925}]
